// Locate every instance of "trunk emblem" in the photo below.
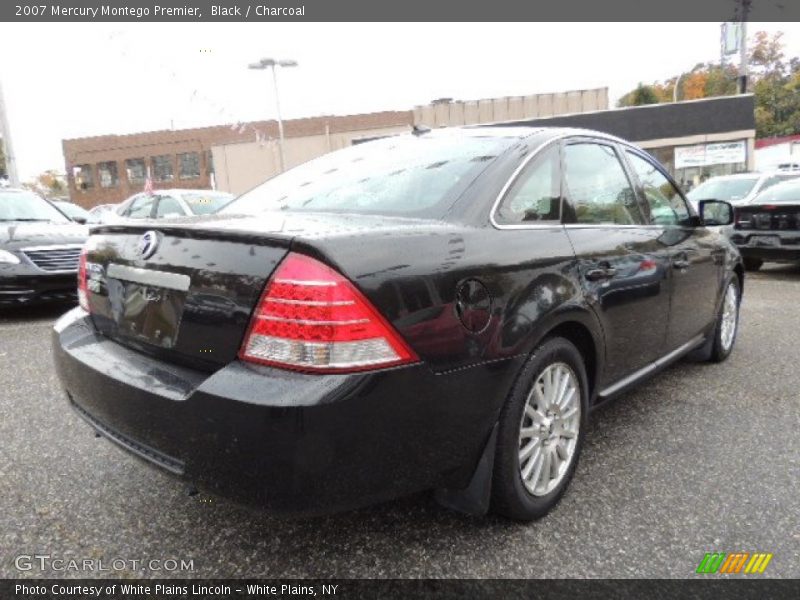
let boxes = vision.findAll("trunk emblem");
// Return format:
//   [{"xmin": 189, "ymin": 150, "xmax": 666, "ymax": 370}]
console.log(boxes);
[{"xmin": 137, "ymin": 231, "xmax": 160, "ymax": 259}]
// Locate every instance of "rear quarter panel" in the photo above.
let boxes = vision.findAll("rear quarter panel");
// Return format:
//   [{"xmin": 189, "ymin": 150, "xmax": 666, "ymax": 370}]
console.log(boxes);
[{"xmin": 297, "ymin": 225, "xmax": 603, "ymax": 377}]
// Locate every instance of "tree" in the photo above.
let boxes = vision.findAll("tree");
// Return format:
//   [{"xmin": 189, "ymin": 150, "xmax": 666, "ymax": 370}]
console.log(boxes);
[
  {"xmin": 22, "ymin": 170, "xmax": 67, "ymax": 197},
  {"xmin": 617, "ymin": 31, "xmax": 800, "ymax": 139},
  {"xmin": 619, "ymin": 83, "xmax": 660, "ymax": 106}
]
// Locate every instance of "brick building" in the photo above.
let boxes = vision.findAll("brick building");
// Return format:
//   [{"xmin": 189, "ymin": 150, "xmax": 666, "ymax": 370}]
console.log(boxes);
[
  {"xmin": 62, "ymin": 110, "xmax": 414, "ymax": 208},
  {"xmin": 62, "ymin": 87, "xmax": 611, "ymax": 206}
]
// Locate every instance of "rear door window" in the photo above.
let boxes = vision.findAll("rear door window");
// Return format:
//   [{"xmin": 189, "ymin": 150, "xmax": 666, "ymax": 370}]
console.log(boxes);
[
  {"xmin": 155, "ymin": 195, "xmax": 185, "ymax": 218},
  {"xmin": 494, "ymin": 145, "xmax": 562, "ymax": 224},
  {"xmin": 127, "ymin": 195, "xmax": 157, "ymax": 219},
  {"xmin": 563, "ymin": 142, "xmax": 644, "ymax": 225}
]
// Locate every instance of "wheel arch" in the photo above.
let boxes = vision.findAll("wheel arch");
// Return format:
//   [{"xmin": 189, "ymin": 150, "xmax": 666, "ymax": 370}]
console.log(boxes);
[{"xmin": 521, "ymin": 306, "xmax": 605, "ymax": 403}]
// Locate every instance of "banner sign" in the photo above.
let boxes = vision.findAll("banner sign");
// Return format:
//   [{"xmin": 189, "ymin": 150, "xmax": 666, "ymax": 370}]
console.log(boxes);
[{"xmin": 674, "ymin": 141, "xmax": 746, "ymax": 169}]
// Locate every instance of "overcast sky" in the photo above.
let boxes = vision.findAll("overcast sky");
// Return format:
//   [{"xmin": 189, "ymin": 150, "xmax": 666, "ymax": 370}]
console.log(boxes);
[{"xmin": 1, "ymin": 22, "xmax": 800, "ymax": 180}]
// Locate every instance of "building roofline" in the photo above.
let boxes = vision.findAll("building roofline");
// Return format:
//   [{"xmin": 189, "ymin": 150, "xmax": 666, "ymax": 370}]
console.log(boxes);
[{"xmin": 62, "ymin": 110, "xmax": 414, "ymax": 145}]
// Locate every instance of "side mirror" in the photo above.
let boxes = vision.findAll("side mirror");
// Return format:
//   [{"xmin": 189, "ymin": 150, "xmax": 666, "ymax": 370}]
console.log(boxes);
[
  {"xmin": 72, "ymin": 216, "xmax": 88, "ymax": 224},
  {"xmin": 698, "ymin": 199, "xmax": 734, "ymax": 227}
]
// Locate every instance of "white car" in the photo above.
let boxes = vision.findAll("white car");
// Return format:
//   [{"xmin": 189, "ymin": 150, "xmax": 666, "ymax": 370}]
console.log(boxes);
[
  {"xmin": 687, "ymin": 171, "xmax": 800, "ymax": 209},
  {"xmin": 112, "ymin": 189, "xmax": 234, "ymax": 221}
]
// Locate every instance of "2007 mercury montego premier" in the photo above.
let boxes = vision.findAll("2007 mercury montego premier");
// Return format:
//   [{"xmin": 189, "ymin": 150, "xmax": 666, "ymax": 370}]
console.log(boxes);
[{"xmin": 52, "ymin": 127, "xmax": 742, "ymax": 520}]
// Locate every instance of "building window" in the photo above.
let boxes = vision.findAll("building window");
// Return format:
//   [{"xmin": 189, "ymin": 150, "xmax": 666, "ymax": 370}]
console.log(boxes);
[
  {"xmin": 126, "ymin": 158, "xmax": 146, "ymax": 185},
  {"xmin": 97, "ymin": 161, "xmax": 119, "ymax": 188},
  {"xmin": 178, "ymin": 152, "xmax": 201, "ymax": 180},
  {"xmin": 73, "ymin": 165, "xmax": 94, "ymax": 190},
  {"xmin": 151, "ymin": 155, "xmax": 174, "ymax": 182}
]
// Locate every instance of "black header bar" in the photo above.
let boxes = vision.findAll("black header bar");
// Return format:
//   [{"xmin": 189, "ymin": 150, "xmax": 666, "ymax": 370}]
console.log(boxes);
[{"xmin": 3, "ymin": 0, "xmax": 800, "ymax": 22}]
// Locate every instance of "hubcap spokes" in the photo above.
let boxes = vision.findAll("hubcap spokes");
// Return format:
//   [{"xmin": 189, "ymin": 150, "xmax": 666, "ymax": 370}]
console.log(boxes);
[
  {"xmin": 518, "ymin": 362, "xmax": 581, "ymax": 497},
  {"xmin": 720, "ymin": 283, "xmax": 738, "ymax": 351}
]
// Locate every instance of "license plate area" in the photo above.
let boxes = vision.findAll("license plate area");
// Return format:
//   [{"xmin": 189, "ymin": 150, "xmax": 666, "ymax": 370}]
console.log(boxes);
[
  {"xmin": 748, "ymin": 235, "xmax": 780, "ymax": 248},
  {"xmin": 106, "ymin": 264, "xmax": 190, "ymax": 349}
]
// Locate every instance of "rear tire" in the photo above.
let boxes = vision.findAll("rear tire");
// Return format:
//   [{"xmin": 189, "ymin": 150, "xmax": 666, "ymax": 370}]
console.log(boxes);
[
  {"xmin": 708, "ymin": 277, "xmax": 741, "ymax": 363},
  {"xmin": 743, "ymin": 257, "xmax": 763, "ymax": 271},
  {"xmin": 491, "ymin": 337, "xmax": 589, "ymax": 521}
]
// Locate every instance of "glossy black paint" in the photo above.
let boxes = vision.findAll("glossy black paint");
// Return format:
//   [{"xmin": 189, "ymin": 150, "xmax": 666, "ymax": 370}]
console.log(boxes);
[
  {"xmin": 0, "ymin": 222, "xmax": 87, "ymax": 306},
  {"xmin": 52, "ymin": 127, "xmax": 743, "ymax": 514}
]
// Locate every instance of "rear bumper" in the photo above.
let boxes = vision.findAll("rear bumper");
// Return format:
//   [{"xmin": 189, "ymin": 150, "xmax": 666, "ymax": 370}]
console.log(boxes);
[
  {"xmin": 52, "ymin": 308, "xmax": 520, "ymax": 514},
  {"xmin": 731, "ymin": 232, "xmax": 800, "ymax": 263},
  {"xmin": 0, "ymin": 271, "xmax": 77, "ymax": 306}
]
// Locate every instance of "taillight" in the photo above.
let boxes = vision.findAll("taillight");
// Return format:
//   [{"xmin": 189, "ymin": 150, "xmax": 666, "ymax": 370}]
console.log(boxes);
[
  {"xmin": 239, "ymin": 252, "xmax": 418, "ymax": 372},
  {"xmin": 77, "ymin": 247, "xmax": 89, "ymax": 311}
]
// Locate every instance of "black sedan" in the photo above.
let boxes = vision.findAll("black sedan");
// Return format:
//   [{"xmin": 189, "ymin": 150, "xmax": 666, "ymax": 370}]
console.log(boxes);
[
  {"xmin": 1, "ymin": 189, "xmax": 88, "ymax": 306},
  {"xmin": 52, "ymin": 127, "xmax": 742, "ymax": 520},
  {"xmin": 730, "ymin": 178, "xmax": 800, "ymax": 271}
]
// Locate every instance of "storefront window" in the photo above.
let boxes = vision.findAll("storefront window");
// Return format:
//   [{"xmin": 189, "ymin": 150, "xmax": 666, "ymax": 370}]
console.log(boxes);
[
  {"xmin": 151, "ymin": 155, "xmax": 174, "ymax": 182},
  {"xmin": 179, "ymin": 152, "xmax": 201, "ymax": 179},
  {"xmin": 645, "ymin": 141, "xmax": 748, "ymax": 193},
  {"xmin": 97, "ymin": 161, "xmax": 119, "ymax": 188},
  {"xmin": 73, "ymin": 165, "xmax": 94, "ymax": 190},
  {"xmin": 125, "ymin": 158, "xmax": 146, "ymax": 185}
]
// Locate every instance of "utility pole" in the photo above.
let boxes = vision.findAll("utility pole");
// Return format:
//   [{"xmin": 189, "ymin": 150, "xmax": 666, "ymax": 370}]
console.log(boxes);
[
  {"xmin": 738, "ymin": 0, "xmax": 750, "ymax": 94},
  {"xmin": 0, "ymin": 81, "xmax": 20, "ymax": 187}
]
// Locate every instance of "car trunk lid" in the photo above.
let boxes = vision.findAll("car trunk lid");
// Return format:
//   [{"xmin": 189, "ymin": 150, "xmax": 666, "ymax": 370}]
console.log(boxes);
[{"xmin": 83, "ymin": 218, "xmax": 295, "ymax": 370}]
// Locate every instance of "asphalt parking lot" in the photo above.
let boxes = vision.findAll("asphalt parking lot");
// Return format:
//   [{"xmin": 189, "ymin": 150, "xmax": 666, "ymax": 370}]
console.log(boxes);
[{"xmin": 1, "ymin": 264, "xmax": 798, "ymax": 579}]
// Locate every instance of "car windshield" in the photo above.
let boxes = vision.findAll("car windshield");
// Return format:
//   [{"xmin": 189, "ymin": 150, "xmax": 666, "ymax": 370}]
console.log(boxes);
[
  {"xmin": 687, "ymin": 176, "xmax": 759, "ymax": 202},
  {"xmin": 222, "ymin": 134, "xmax": 513, "ymax": 218},
  {"xmin": 181, "ymin": 191, "xmax": 234, "ymax": 215},
  {"xmin": 0, "ymin": 191, "xmax": 71, "ymax": 222},
  {"xmin": 753, "ymin": 182, "xmax": 800, "ymax": 205}
]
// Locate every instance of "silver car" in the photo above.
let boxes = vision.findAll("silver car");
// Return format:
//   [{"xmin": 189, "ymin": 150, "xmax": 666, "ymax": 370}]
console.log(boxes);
[
  {"xmin": 687, "ymin": 171, "xmax": 800, "ymax": 209},
  {"xmin": 112, "ymin": 189, "xmax": 234, "ymax": 222}
]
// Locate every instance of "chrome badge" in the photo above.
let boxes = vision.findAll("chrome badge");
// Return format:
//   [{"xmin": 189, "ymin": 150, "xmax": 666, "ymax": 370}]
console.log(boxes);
[{"xmin": 137, "ymin": 231, "xmax": 160, "ymax": 260}]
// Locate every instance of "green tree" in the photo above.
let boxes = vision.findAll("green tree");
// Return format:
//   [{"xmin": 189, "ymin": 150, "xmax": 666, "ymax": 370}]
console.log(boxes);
[
  {"xmin": 620, "ymin": 83, "xmax": 660, "ymax": 106},
  {"xmin": 617, "ymin": 30, "xmax": 800, "ymax": 139}
]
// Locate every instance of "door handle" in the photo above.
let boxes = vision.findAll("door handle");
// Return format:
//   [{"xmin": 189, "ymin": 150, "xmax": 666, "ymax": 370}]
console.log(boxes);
[
  {"xmin": 585, "ymin": 266, "xmax": 617, "ymax": 281},
  {"xmin": 673, "ymin": 258, "xmax": 690, "ymax": 269}
]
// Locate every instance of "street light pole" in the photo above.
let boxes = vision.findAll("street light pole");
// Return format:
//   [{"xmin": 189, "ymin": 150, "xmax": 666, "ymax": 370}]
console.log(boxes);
[
  {"xmin": 248, "ymin": 57, "xmax": 297, "ymax": 173},
  {"xmin": 0, "ymin": 81, "xmax": 20, "ymax": 187}
]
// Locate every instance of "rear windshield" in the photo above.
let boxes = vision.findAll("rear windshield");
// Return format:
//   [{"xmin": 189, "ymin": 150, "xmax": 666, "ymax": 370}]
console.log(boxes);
[
  {"xmin": 181, "ymin": 191, "xmax": 234, "ymax": 215},
  {"xmin": 753, "ymin": 182, "xmax": 800, "ymax": 205},
  {"xmin": 687, "ymin": 177, "xmax": 759, "ymax": 202},
  {"xmin": 222, "ymin": 134, "xmax": 513, "ymax": 218},
  {"xmin": 0, "ymin": 191, "xmax": 71, "ymax": 223}
]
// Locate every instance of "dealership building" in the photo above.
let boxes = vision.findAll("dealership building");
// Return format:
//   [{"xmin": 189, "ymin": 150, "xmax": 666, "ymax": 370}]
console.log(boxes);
[{"xmin": 62, "ymin": 89, "xmax": 755, "ymax": 205}]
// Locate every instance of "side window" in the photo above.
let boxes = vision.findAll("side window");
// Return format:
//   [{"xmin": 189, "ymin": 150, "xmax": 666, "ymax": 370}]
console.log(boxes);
[
  {"xmin": 495, "ymin": 145, "xmax": 561, "ymax": 224},
  {"xmin": 625, "ymin": 151, "xmax": 690, "ymax": 226},
  {"xmin": 127, "ymin": 195, "xmax": 156, "ymax": 219},
  {"xmin": 155, "ymin": 196, "xmax": 184, "ymax": 218},
  {"xmin": 563, "ymin": 143, "xmax": 643, "ymax": 225}
]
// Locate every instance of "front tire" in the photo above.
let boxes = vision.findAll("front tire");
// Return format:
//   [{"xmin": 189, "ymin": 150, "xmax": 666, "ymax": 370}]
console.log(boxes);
[
  {"xmin": 491, "ymin": 337, "xmax": 589, "ymax": 521},
  {"xmin": 709, "ymin": 278, "xmax": 741, "ymax": 362}
]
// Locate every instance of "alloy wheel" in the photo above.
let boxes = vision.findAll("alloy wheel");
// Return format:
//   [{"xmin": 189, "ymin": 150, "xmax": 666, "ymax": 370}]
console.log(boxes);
[
  {"xmin": 518, "ymin": 362, "xmax": 581, "ymax": 497},
  {"xmin": 720, "ymin": 282, "xmax": 739, "ymax": 352}
]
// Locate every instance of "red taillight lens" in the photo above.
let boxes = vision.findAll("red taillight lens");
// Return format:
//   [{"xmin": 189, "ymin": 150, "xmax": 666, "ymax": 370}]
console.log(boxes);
[
  {"xmin": 239, "ymin": 252, "xmax": 418, "ymax": 372},
  {"xmin": 77, "ymin": 247, "xmax": 89, "ymax": 311}
]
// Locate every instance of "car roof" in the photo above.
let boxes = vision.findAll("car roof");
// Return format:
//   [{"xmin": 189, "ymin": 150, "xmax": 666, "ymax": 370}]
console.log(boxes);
[
  {"xmin": 436, "ymin": 125, "xmax": 630, "ymax": 145},
  {"xmin": 759, "ymin": 177, "xmax": 800, "ymax": 191}
]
